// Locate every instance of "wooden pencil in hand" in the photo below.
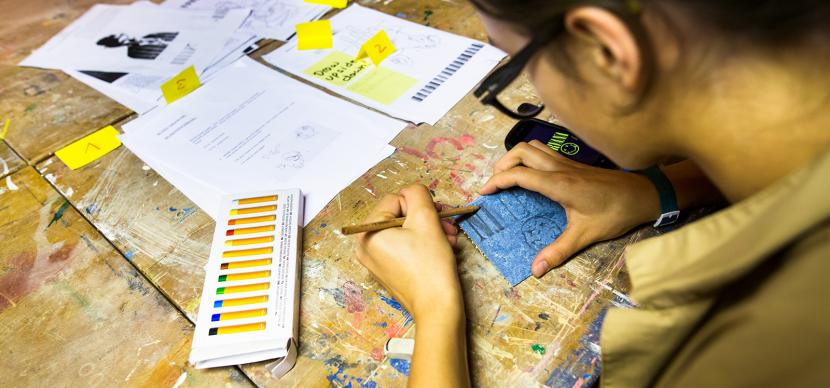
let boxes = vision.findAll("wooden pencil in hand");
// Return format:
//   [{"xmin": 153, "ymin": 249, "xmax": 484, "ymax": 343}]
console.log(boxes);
[{"xmin": 341, "ymin": 206, "xmax": 479, "ymax": 235}]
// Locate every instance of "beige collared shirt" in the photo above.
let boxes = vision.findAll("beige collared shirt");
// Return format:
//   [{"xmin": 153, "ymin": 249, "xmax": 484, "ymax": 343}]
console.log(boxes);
[{"xmin": 601, "ymin": 147, "xmax": 830, "ymax": 387}]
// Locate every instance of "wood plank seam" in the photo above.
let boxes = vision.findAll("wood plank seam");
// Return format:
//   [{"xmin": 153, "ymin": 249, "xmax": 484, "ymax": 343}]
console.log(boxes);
[{"xmin": 32, "ymin": 166, "xmax": 259, "ymax": 387}]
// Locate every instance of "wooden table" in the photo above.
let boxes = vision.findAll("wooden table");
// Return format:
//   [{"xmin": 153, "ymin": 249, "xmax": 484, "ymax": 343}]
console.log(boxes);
[{"xmin": 0, "ymin": 1, "xmax": 666, "ymax": 386}]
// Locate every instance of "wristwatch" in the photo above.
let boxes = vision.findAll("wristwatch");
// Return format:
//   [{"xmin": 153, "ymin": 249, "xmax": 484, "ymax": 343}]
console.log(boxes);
[{"xmin": 638, "ymin": 166, "xmax": 680, "ymax": 227}]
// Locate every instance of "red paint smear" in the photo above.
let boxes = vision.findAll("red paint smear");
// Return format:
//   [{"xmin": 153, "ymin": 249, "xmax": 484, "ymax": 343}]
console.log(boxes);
[
  {"xmin": 398, "ymin": 147, "xmax": 428, "ymax": 160},
  {"xmin": 459, "ymin": 134, "xmax": 475, "ymax": 145},
  {"xmin": 352, "ymin": 311, "xmax": 363, "ymax": 327},
  {"xmin": 370, "ymin": 348, "xmax": 384, "ymax": 361},
  {"xmin": 385, "ymin": 322, "xmax": 403, "ymax": 338},
  {"xmin": 464, "ymin": 163, "xmax": 478, "ymax": 172},
  {"xmin": 471, "ymin": 153, "xmax": 486, "ymax": 161},
  {"xmin": 449, "ymin": 171, "xmax": 472, "ymax": 201},
  {"xmin": 361, "ymin": 175, "xmax": 376, "ymax": 197},
  {"xmin": 343, "ymin": 281, "xmax": 366, "ymax": 314},
  {"xmin": 428, "ymin": 179, "xmax": 440, "ymax": 190},
  {"xmin": 0, "ymin": 245, "xmax": 76, "ymax": 313},
  {"xmin": 426, "ymin": 137, "xmax": 465, "ymax": 160}
]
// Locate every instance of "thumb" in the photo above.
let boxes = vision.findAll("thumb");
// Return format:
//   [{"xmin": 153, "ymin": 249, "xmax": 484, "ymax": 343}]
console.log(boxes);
[{"xmin": 531, "ymin": 226, "xmax": 584, "ymax": 277}]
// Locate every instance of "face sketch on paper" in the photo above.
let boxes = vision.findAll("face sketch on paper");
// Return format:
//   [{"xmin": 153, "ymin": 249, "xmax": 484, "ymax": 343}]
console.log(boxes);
[
  {"xmin": 294, "ymin": 125, "xmax": 316, "ymax": 139},
  {"xmin": 262, "ymin": 123, "xmax": 339, "ymax": 173},
  {"xmin": 96, "ymin": 32, "xmax": 179, "ymax": 60}
]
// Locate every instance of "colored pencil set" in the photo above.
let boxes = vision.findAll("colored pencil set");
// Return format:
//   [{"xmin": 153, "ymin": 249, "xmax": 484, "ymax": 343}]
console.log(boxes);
[{"xmin": 189, "ymin": 189, "xmax": 303, "ymax": 376}]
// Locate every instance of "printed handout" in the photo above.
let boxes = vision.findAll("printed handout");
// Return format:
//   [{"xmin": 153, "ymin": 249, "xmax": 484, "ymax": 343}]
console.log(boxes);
[
  {"xmin": 121, "ymin": 57, "xmax": 405, "ymax": 223},
  {"xmin": 264, "ymin": 4, "xmax": 506, "ymax": 125},
  {"xmin": 164, "ymin": 0, "xmax": 330, "ymax": 41},
  {"xmin": 21, "ymin": 2, "xmax": 249, "ymax": 75}
]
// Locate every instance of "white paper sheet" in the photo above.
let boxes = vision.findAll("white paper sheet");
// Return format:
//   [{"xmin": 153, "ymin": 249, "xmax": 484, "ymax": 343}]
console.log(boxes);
[
  {"xmin": 263, "ymin": 4, "xmax": 506, "ymax": 125},
  {"xmin": 121, "ymin": 57, "xmax": 404, "ymax": 223},
  {"xmin": 21, "ymin": 2, "xmax": 250, "ymax": 75},
  {"xmin": 164, "ymin": 0, "xmax": 330, "ymax": 41},
  {"xmin": 67, "ymin": 31, "xmax": 258, "ymax": 114}
]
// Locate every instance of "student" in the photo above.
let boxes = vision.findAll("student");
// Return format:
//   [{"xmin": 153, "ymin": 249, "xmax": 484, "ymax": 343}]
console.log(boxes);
[{"xmin": 356, "ymin": 1, "xmax": 830, "ymax": 386}]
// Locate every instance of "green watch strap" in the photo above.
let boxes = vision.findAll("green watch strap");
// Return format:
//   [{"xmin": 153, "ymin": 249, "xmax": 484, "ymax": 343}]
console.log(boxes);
[{"xmin": 639, "ymin": 166, "xmax": 680, "ymax": 227}]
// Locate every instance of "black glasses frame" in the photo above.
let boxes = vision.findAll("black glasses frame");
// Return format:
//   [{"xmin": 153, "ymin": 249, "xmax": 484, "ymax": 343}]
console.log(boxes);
[{"xmin": 474, "ymin": 22, "xmax": 564, "ymax": 119}]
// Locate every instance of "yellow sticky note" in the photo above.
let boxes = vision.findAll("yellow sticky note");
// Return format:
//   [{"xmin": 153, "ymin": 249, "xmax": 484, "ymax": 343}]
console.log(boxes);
[
  {"xmin": 356, "ymin": 30, "xmax": 396, "ymax": 66},
  {"xmin": 0, "ymin": 118, "xmax": 9, "ymax": 140},
  {"xmin": 304, "ymin": 0, "xmax": 347, "ymax": 8},
  {"xmin": 346, "ymin": 67, "xmax": 417, "ymax": 105},
  {"xmin": 55, "ymin": 126, "xmax": 121, "ymax": 170},
  {"xmin": 296, "ymin": 20, "xmax": 333, "ymax": 50},
  {"xmin": 160, "ymin": 65, "xmax": 201, "ymax": 104},
  {"xmin": 304, "ymin": 51, "xmax": 370, "ymax": 87}
]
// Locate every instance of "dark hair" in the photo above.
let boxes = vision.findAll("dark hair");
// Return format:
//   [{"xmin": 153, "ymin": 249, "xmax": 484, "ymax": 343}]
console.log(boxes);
[
  {"xmin": 470, "ymin": 0, "xmax": 830, "ymax": 102},
  {"xmin": 97, "ymin": 35, "xmax": 125, "ymax": 47}
]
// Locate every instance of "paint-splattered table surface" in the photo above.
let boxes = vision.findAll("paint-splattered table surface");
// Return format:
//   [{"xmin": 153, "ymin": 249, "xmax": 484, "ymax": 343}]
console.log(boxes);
[{"xmin": 0, "ymin": 1, "xmax": 668, "ymax": 386}]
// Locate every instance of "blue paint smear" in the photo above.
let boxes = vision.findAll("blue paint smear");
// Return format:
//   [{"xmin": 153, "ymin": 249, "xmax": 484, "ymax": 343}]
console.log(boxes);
[
  {"xmin": 84, "ymin": 203, "xmax": 97, "ymax": 215},
  {"xmin": 459, "ymin": 188, "xmax": 567, "ymax": 286},
  {"xmin": 390, "ymin": 359, "xmax": 411, "ymax": 376},
  {"xmin": 376, "ymin": 322, "xmax": 388, "ymax": 328},
  {"xmin": 379, "ymin": 294, "xmax": 413, "ymax": 326},
  {"xmin": 47, "ymin": 200, "xmax": 70, "ymax": 228},
  {"xmin": 544, "ymin": 308, "xmax": 606, "ymax": 387},
  {"xmin": 168, "ymin": 207, "xmax": 177, "ymax": 212},
  {"xmin": 125, "ymin": 251, "xmax": 135, "ymax": 260},
  {"xmin": 325, "ymin": 357, "xmax": 376, "ymax": 387},
  {"xmin": 325, "ymin": 357, "xmax": 348, "ymax": 384},
  {"xmin": 178, "ymin": 207, "xmax": 197, "ymax": 223}
]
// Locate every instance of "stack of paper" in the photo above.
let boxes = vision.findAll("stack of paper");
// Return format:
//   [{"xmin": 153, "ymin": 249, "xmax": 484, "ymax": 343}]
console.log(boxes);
[
  {"xmin": 264, "ymin": 4, "xmax": 507, "ymax": 125},
  {"xmin": 163, "ymin": 0, "xmax": 331, "ymax": 41},
  {"xmin": 21, "ymin": 1, "xmax": 331, "ymax": 114},
  {"xmin": 121, "ymin": 57, "xmax": 406, "ymax": 224}
]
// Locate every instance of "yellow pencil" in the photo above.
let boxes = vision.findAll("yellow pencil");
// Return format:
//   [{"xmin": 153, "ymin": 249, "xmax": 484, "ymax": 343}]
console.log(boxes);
[
  {"xmin": 221, "ymin": 247, "xmax": 273, "ymax": 258},
  {"xmin": 216, "ymin": 283, "xmax": 269, "ymax": 295},
  {"xmin": 234, "ymin": 195, "xmax": 278, "ymax": 205},
  {"xmin": 218, "ymin": 271, "xmax": 271, "ymax": 282},
  {"xmin": 208, "ymin": 322, "xmax": 266, "ymax": 336},
  {"xmin": 226, "ymin": 225, "xmax": 275, "ymax": 236},
  {"xmin": 224, "ymin": 236, "xmax": 274, "ymax": 247},
  {"xmin": 211, "ymin": 308, "xmax": 267, "ymax": 322},
  {"xmin": 228, "ymin": 215, "xmax": 276, "ymax": 226},
  {"xmin": 229, "ymin": 205, "xmax": 277, "ymax": 216},
  {"xmin": 213, "ymin": 295, "xmax": 269, "ymax": 308},
  {"xmin": 220, "ymin": 258, "xmax": 272, "ymax": 270}
]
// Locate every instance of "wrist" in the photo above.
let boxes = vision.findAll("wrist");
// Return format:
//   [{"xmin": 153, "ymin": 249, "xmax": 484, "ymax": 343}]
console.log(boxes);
[
  {"xmin": 628, "ymin": 172, "xmax": 663, "ymax": 224},
  {"xmin": 412, "ymin": 286, "xmax": 465, "ymax": 327}
]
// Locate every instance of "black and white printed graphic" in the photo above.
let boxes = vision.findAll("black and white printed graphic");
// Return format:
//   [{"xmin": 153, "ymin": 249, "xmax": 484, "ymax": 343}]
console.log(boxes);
[
  {"xmin": 96, "ymin": 32, "xmax": 179, "ymax": 60},
  {"xmin": 20, "ymin": 3, "xmax": 249, "ymax": 75}
]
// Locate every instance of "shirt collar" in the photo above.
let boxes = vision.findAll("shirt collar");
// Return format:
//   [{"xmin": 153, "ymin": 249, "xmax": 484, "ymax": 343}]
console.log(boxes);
[{"xmin": 623, "ymin": 145, "xmax": 830, "ymax": 308}]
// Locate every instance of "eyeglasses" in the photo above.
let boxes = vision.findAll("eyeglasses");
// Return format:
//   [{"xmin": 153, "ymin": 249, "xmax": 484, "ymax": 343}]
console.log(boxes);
[{"xmin": 474, "ymin": 22, "xmax": 563, "ymax": 119}]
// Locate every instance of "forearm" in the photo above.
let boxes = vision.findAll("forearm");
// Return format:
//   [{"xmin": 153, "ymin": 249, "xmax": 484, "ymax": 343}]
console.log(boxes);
[{"xmin": 408, "ymin": 294, "xmax": 470, "ymax": 388}]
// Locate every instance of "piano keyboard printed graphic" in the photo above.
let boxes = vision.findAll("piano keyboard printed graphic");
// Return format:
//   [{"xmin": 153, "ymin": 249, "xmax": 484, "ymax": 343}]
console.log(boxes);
[{"xmin": 410, "ymin": 42, "xmax": 484, "ymax": 102}]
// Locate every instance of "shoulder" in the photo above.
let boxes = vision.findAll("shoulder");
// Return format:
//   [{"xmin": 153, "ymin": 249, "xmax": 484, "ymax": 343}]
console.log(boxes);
[{"xmin": 657, "ymin": 221, "xmax": 830, "ymax": 387}]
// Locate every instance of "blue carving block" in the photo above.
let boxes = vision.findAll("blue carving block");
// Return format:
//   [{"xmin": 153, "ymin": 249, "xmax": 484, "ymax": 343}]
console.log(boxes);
[{"xmin": 459, "ymin": 188, "xmax": 567, "ymax": 286}]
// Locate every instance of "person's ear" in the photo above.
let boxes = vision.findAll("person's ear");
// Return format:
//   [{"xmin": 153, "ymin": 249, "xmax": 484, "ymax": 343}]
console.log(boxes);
[{"xmin": 564, "ymin": 7, "xmax": 642, "ymax": 91}]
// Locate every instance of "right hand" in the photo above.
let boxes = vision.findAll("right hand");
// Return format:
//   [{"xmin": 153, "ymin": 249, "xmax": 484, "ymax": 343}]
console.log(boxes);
[
  {"xmin": 480, "ymin": 141, "xmax": 661, "ymax": 277},
  {"xmin": 355, "ymin": 184, "xmax": 464, "ymax": 321}
]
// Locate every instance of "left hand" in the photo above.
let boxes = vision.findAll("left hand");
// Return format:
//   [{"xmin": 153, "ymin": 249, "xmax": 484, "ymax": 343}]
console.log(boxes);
[{"xmin": 480, "ymin": 141, "xmax": 660, "ymax": 277}]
